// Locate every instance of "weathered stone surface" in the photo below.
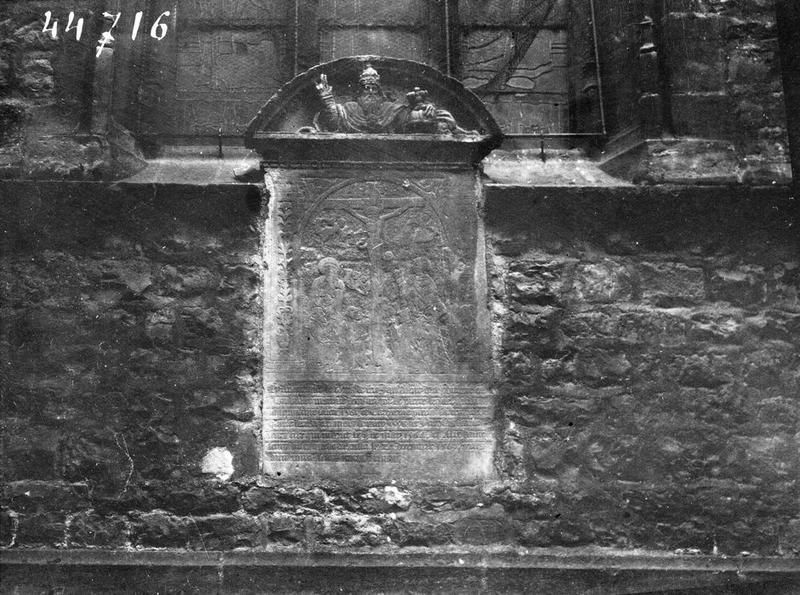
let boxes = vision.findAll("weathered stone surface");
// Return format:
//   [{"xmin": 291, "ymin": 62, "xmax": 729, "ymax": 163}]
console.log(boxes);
[
  {"xmin": 2, "ymin": 481, "xmax": 90, "ymax": 513},
  {"xmin": 1, "ymin": 4, "xmax": 799, "ymax": 589},
  {"xmin": 129, "ymin": 511, "xmax": 193, "ymax": 548},
  {"xmin": 2, "ymin": 169, "xmax": 791, "ymax": 566},
  {"xmin": 2, "ymin": 182, "xmax": 783, "ymax": 555},
  {"xmin": 484, "ymin": 184, "xmax": 799, "ymax": 554},
  {"xmin": 0, "ymin": 510, "xmax": 16, "ymax": 547},
  {"xmin": 0, "ymin": 4, "xmax": 146, "ymax": 180},
  {"xmin": 248, "ymin": 59, "xmax": 499, "ymax": 482},
  {"xmin": 172, "ymin": 29, "xmax": 285, "ymax": 136},
  {"xmin": 595, "ymin": 0, "xmax": 790, "ymax": 181},
  {"xmin": 259, "ymin": 172, "xmax": 495, "ymax": 481},
  {"xmin": 1, "ymin": 181, "xmax": 263, "ymax": 495},
  {"xmin": 187, "ymin": 513, "xmax": 265, "ymax": 549},
  {"xmin": 458, "ymin": 0, "xmax": 571, "ymax": 133},
  {"xmin": 318, "ymin": 0, "xmax": 428, "ymax": 26},
  {"xmin": 67, "ymin": 512, "xmax": 127, "ymax": 548},
  {"xmin": 15, "ymin": 512, "xmax": 65, "ymax": 547}
]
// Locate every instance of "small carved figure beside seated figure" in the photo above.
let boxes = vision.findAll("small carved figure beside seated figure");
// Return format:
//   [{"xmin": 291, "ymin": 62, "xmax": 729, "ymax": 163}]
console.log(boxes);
[{"xmin": 309, "ymin": 64, "xmax": 475, "ymax": 135}]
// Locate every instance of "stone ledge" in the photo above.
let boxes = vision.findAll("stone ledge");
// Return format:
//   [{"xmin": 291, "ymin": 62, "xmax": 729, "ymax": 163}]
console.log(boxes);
[
  {"xmin": 2, "ymin": 548, "xmax": 799, "ymax": 572},
  {"xmin": 597, "ymin": 138, "xmax": 792, "ymax": 186},
  {"xmin": 2, "ymin": 549, "xmax": 798, "ymax": 594},
  {"xmin": 483, "ymin": 150, "xmax": 632, "ymax": 187}
]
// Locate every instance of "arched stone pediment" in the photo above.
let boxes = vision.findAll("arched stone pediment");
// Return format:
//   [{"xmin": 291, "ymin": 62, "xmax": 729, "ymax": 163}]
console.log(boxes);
[{"xmin": 244, "ymin": 56, "xmax": 503, "ymax": 167}]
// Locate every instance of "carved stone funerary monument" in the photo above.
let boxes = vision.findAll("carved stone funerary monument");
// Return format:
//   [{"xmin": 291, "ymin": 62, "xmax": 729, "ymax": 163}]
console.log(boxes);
[
  {"xmin": 245, "ymin": 57, "xmax": 503, "ymax": 482},
  {"xmin": 3, "ymin": 2, "xmax": 800, "ymax": 590}
]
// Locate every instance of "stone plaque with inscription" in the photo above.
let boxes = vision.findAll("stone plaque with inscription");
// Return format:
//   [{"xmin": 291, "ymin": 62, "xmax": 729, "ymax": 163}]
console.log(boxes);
[{"xmin": 245, "ymin": 57, "xmax": 502, "ymax": 481}]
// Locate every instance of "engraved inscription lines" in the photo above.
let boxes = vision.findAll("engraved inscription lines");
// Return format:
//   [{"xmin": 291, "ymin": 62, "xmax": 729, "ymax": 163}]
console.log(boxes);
[{"xmin": 262, "ymin": 382, "xmax": 494, "ymax": 462}]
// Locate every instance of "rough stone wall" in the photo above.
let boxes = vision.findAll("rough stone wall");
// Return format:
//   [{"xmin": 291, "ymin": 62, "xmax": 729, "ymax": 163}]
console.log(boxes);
[
  {"xmin": 595, "ymin": 0, "xmax": 789, "ymax": 180},
  {"xmin": 0, "ymin": 2, "xmax": 144, "ymax": 179},
  {"xmin": 1, "ymin": 182, "xmax": 264, "ymax": 547},
  {"xmin": 1, "ymin": 0, "xmax": 798, "ymax": 570},
  {"xmin": 2, "ymin": 182, "xmax": 798, "ymax": 558},
  {"xmin": 2, "ymin": 1, "xmax": 791, "ymax": 158},
  {"xmin": 592, "ymin": 0, "xmax": 645, "ymax": 140},
  {"xmin": 663, "ymin": 0, "xmax": 790, "ymax": 179},
  {"xmin": 486, "ymin": 185, "xmax": 800, "ymax": 555}
]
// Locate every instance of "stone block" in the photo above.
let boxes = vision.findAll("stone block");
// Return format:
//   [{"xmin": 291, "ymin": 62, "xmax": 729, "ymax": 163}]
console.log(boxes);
[
  {"xmin": 727, "ymin": 49, "xmax": 777, "ymax": 87},
  {"xmin": 418, "ymin": 485, "xmax": 485, "ymax": 512},
  {"xmin": 0, "ymin": 99, "xmax": 28, "ymax": 144},
  {"xmin": 639, "ymin": 262, "xmax": 706, "ymax": 306},
  {"xmin": 190, "ymin": 390, "xmax": 255, "ymax": 422},
  {"xmin": 450, "ymin": 505, "xmax": 516, "ymax": 545},
  {"xmin": 506, "ymin": 258, "xmax": 575, "ymax": 307},
  {"xmin": 147, "ymin": 481, "xmax": 240, "ymax": 516},
  {"xmin": 265, "ymin": 512, "xmax": 305, "ymax": 544},
  {"xmin": 663, "ymin": 13, "xmax": 728, "ymax": 93},
  {"xmin": 569, "ymin": 261, "xmax": 636, "ymax": 303},
  {"xmin": 525, "ymin": 435, "xmax": 567, "ymax": 472},
  {"xmin": 735, "ymin": 97, "xmax": 787, "ymax": 134},
  {"xmin": 180, "ymin": 0, "xmax": 290, "ymax": 24},
  {"xmin": 458, "ymin": 0, "xmax": 566, "ymax": 27},
  {"xmin": 318, "ymin": 0, "xmax": 427, "ymax": 26},
  {"xmin": 60, "ymin": 436, "xmax": 131, "ymax": 485},
  {"xmin": 319, "ymin": 29, "xmax": 427, "ymax": 62},
  {"xmin": 15, "ymin": 512, "xmax": 65, "ymax": 546},
  {"xmin": 241, "ymin": 487, "xmax": 278, "ymax": 513},
  {"xmin": 677, "ymin": 354, "xmax": 732, "ymax": 388},
  {"xmin": 2, "ymin": 481, "xmax": 90, "ymax": 513},
  {"xmin": 68, "ymin": 512, "xmax": 127, "ymax": 547},
  {"xmin": 144, "ymin": 309, "xmax": 176, "ymax": 343},
  {"xmin": 161, "ymin": 265, "xmax": 220, "ymax": 295},
  {"xmin": 503, "ymin": 308, "xmax": 570, "ymax": 360},
  {"xmin": 520, "ymin": 517, "xmax": 594, "ymax": 547},
  {"xmin": 740, "ymin": 340, "xmax": 799, "ymax": 388},
  {"xmin": 729, "ymin": 434, "xmax": 798, "ymax": 482},
  {"xmin": 563, "ymin": 307, "xmax": 709, "ymax": 348},
  {"xmin": 0, "ymin": 422, "xmax": 60, "ymax": 480},
  {"xmin": 18, "ymin": 58, "xmax": 55, "ymax": 97},
  {"xmin": 671, "ymin": 93, "xmax": 737, "ymax": 139},
  {"xmin": 736, "ymin": 99, "xmax": 772, "ymax": 130},
  {"xmin": 574, "ymin": 349, "xmax": 633, "ymax": 382},
  {"xmin": 173, "ymin": 29, "xmax": 284, "ymax": 136},
  {"xmin": 686, "ymin": 307, "xmax": 749, "ymax": 343},
  {"xmin": 315, "ymin": 512, "xmax": 388, "ymax": 547},
  {"xmin": 385, "ymin": 518, "xmax": 454, "ymax": 547},
  {"xmin": 708, "ymin": 267, "xmax": 767, "ymax": 305},
  {"xmin": 478, "ymin": 94, "xmax": 570, "ymax": 135},
  {"xmin": 782, "ymin": 518, "xmax": 800, "ymax": 554},
  {"xmin": 0, "ymin": 510, "xmax": 15, "ymax": 546},
  {"xmin": 9, "ymin": 20, "xmax": 57, "ymax": 53},
  {"xmin": 624, "ymin": 137, "xmax": 742, "ymax": 184},
  {"xmin": 130, "ymin": 511, "xmax": 192, "ymax": 548},
  {"xmin": 269, "ymin": 486, "xmax": 329, "ymax": 511},
  {"xmin": 187, "ymin": 513, "xmax": 265, "ymax": 549}
]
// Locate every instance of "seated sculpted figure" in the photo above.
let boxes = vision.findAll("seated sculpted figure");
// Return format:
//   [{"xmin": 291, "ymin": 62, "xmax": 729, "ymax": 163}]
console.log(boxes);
[{"xmin": 313, "ymin": 64, "xmax": 472, "ymax": 135}]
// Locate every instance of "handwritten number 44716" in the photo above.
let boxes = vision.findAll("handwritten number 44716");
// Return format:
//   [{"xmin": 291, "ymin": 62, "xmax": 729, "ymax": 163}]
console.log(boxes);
[{"xmin": 43, "ymin": 11, "xmax": 171, "ymax": 57}]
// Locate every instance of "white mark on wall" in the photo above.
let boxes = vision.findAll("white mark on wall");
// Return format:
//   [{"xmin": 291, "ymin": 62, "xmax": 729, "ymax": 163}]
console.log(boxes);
[{"xmin": 201, "ymin": 447, "xmax": 234, "ymax": 481}]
